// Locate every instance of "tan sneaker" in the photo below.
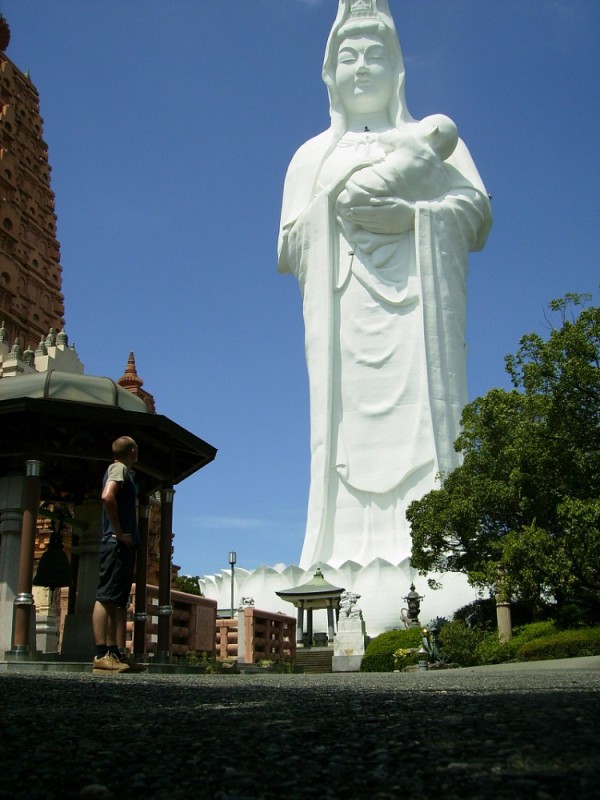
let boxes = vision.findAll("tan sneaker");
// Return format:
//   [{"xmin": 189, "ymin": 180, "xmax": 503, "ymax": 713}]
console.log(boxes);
[{"xmin": 93, "ymin": 652, "xmax": 130, "ymax": 673}]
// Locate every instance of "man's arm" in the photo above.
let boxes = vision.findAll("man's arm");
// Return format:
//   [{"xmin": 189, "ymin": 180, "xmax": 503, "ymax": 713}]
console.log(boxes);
[{"xmin": 101, "ymin": 480, "xmax": 133, "ymax": 546}]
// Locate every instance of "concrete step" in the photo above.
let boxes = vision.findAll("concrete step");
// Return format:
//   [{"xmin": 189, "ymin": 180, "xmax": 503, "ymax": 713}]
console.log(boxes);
[{"xmin": 295, "ymin": 648, "xmax": 333, "ymax": 674}]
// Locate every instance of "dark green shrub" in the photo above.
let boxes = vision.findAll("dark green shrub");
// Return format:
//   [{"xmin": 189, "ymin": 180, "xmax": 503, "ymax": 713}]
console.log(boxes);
[
  {"xmin": 452, "ymin": 598, "xmax": 497, "ymax": 630},
  {"xmin": 473, "ymin": 621, "xmax": 558, "ymax": 665},
  {"xmin": 453, "ymin": 598, "xmax": 553, "ymax": 630},
  {"xmin": 437, "ymin": 621, "xmax": 484, "ymax": 666},
  {"xmin": 518, "ymin": 627, "xmax": 600, "ymax": 661},
  {"xmin": 473, "ymin": 631, "xmax": 516, "ymax": 665},
  {"xmin": 360, "ymin": 628, "xmax": 422, "ymax": 672},
  {"xmin": 509, "ymin": 600, "xmax": 554, "ymax": 627},
  {"xmin": 553, "ymin": 603, "xmax": 600, "ymax": 629},
  {"xmin": 513, "ymin": 620, "xmax": 557, "ymax": 643}
]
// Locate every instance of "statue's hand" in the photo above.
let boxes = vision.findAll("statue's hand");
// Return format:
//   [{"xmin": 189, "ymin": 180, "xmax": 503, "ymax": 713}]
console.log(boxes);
[{"xmin": 347, "ymin": 197, "xmax": 415, "ymax": 235}]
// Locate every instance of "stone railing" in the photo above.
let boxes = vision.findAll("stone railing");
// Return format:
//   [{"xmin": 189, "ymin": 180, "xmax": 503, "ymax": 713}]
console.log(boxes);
[
  {"xmin": 216, "ymin": 617, "xmax": 238, "ymax": 661},
  {"xmin": 236, "ymin": 607, "xmax": 296, "ymax": 665},
  {"xmin": 127, "ymin": 584, "xmax": 217, "ymax": 658}
]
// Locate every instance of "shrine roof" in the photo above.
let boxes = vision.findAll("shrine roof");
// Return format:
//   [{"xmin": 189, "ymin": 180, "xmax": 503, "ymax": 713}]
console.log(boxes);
[{"xmin": 276, "ymin": 568, "xmax": 345, "ymax": 600}]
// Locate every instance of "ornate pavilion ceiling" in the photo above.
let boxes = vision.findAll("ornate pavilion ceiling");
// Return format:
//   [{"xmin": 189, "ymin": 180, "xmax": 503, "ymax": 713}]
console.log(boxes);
[{"xmin": 0, "ymin": 395, "xmax": 217, "ymax": 503}]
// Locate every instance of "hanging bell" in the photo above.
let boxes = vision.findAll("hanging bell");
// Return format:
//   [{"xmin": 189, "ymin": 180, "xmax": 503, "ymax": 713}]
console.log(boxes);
[{"xmin": 33, "ymin": 528, "xmax": 72, "ymax": 590}]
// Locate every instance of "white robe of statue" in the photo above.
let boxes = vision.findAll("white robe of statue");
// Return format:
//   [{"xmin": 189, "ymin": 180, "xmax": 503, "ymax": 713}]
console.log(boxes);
[{"xmin": 278, "ymin": 0, "xmax": 491, "ymax": 570}]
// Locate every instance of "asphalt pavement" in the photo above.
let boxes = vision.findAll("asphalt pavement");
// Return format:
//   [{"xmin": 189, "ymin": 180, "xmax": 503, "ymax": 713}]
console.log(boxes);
[{"xmin": 1, "ymin": 657, "xmax": 599, "ymax": 799}]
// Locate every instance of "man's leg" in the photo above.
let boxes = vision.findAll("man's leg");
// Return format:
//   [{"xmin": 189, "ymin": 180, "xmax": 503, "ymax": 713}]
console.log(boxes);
[
  {"xmin": 105, "ymin": 605, "xmax": 121, "ymax": 648},
  {"xmin": 115, "ymin": 606, "xmax": 127, "ymax": 650},
  {"xmin": 92, "ymin": 600, "xmax": 111, "ymax": 647},
  {"xmin": 92, "ymin": 601, "xmax": 129, "ymax": 672}
]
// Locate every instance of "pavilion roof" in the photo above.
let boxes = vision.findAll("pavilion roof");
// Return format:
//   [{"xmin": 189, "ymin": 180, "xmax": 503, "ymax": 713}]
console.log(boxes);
[
  {"xmin": 275, "ymin": 568, "xmax": 345, "ymax": 604},
  {"xmin": 0, "ymin": 381, "xmax": 216, "ymax": 501}
]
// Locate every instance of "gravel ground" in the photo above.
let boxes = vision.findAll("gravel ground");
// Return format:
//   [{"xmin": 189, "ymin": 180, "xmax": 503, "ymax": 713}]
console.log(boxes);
[{"xmin": 1, "ymin": 662, "xmax": 599, "ymax": 800}]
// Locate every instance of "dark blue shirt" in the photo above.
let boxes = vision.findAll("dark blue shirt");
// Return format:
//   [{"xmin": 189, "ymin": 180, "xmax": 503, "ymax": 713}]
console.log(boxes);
[{"xmin": 101, "ymin": 462, "xmax": 139, "ymax": 545}]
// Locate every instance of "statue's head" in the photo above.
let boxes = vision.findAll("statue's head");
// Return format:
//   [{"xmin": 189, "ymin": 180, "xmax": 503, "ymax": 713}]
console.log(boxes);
[{"xmin": 323, "ymin": 0, "xmax": 411, "ymax": 135}]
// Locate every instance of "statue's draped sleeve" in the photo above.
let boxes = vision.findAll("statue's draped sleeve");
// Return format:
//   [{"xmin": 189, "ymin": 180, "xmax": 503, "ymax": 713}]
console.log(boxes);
[{"xmin": 278, "ymin": 132, "xmax": 334, "ymax": 278}]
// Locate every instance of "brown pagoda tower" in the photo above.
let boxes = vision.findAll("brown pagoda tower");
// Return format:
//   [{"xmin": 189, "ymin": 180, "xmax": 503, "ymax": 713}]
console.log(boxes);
[{"xmin": 0, "ymin": 16, "xmax": 66, "ymax": 350}]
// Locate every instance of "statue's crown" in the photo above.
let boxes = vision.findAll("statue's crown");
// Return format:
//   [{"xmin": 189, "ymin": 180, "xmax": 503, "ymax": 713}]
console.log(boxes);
[{"xmin": 348, "ymin": 0, "xmax": 377, "ymax": 18}]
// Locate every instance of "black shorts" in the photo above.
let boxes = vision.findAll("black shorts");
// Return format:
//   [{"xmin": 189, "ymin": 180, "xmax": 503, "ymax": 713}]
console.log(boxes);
[{"xmin": 96, "ymin": 537, "xmax": 136, "ymax": 608}]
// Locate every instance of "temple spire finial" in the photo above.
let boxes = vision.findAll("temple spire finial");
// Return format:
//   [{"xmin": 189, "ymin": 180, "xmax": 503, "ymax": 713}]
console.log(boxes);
[
  {"xmin": 121, "ymin": 351, "xmax": 143, "ymax": 389},
  {"xmin": 117, "ymin": 352, "xmax": 156, "ymax": 413}
]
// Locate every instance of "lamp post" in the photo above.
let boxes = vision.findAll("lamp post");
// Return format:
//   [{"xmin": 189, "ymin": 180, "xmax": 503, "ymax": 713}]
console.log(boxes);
[{"xmin": 229, "ymin": 551, "xmax": 237, "ymax": 619}]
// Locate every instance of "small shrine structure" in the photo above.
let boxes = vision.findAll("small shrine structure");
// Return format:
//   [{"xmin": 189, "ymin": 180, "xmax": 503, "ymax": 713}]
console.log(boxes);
[{"xmin": 276, "ymin": 568, "xmax": 344, "ymax": 646}]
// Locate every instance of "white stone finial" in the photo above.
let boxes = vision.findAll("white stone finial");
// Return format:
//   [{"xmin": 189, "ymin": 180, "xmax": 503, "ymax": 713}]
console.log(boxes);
[
  {"xmin": 9, "ymin": 338, "xmax": 22, "ymax": 359},
  {"xmin": 23, "ymin": 347, "xmax": 35, "ymax": 367}
]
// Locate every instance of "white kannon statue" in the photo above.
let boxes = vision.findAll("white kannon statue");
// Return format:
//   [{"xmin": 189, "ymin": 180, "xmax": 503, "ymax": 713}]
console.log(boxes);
[{"xmin": 278, "ymin": 0, "xmax": 491, "ymax": 570}]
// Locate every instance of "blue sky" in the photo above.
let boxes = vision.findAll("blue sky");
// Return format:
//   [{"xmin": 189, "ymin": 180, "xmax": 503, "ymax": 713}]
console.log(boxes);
[{"xmin": 3, "ymin": 0, "xmax": 599, "ymax": 577}]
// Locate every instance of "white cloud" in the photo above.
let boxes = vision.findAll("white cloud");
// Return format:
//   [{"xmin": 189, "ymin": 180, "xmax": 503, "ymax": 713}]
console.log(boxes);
[{"xmin": 190, "ymin": 515, "xmax": 266, "ymax": 531}]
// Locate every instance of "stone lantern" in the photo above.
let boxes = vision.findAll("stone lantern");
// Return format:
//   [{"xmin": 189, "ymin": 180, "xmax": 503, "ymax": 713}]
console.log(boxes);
[{"xmin": 400, "ymin": 583, "xmax": 423, "ymax": 629}]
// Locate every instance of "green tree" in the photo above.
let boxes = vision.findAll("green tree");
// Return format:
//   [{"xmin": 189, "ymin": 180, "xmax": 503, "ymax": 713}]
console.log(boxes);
[
  {"xmin": 408, "ymin": 293, "xmax": 600, "ymax": 615},
  {"xmin": 173, "ymin": 574, "xmax": 203, "ymax": 596}
]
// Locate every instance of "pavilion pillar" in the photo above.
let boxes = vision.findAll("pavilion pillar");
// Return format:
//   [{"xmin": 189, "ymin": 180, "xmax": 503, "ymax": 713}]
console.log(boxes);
[
  {"xmin": 133, "ymin": 501, "xmax": 151, "ymax": 661},
  {"xmin": 60, "ymin": 497, "xmax": 102, "ymax": 661},
  {"xmin": 156, "ymin": 486, "xmax": 174, "ymax": 663},
  {"xmin": 11, "ymin": 460, "xmax": 42, "ymax": 659},
  {"xmin": 296, "ymin": 602, "xmax": 304, "ymax": 645},
  {"xmin": 0, "ymin": 474, "xmax": 25, "ymax": 656},
  {"xmin": 327, "ymin": 602, "xmax": 335, "ymax": 643},
  {"xmin": 33, "ymin": 585, "xmax": 60, "ymax": 654},
  {"xmin": 306, "ymin": 607, "xmax": 313, "ymax": 648}
]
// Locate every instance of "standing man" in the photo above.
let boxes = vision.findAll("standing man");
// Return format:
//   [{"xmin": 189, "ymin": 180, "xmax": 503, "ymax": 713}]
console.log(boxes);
[{"xmin": 92, "ymin": 436, "xmax": 139, "ymax": 672}]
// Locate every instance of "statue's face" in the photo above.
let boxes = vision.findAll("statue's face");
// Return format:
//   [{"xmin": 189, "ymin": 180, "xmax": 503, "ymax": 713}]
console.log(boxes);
[{"xmin": 335, "ymin": 33, "xmax": 393, "ymax": 116}]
